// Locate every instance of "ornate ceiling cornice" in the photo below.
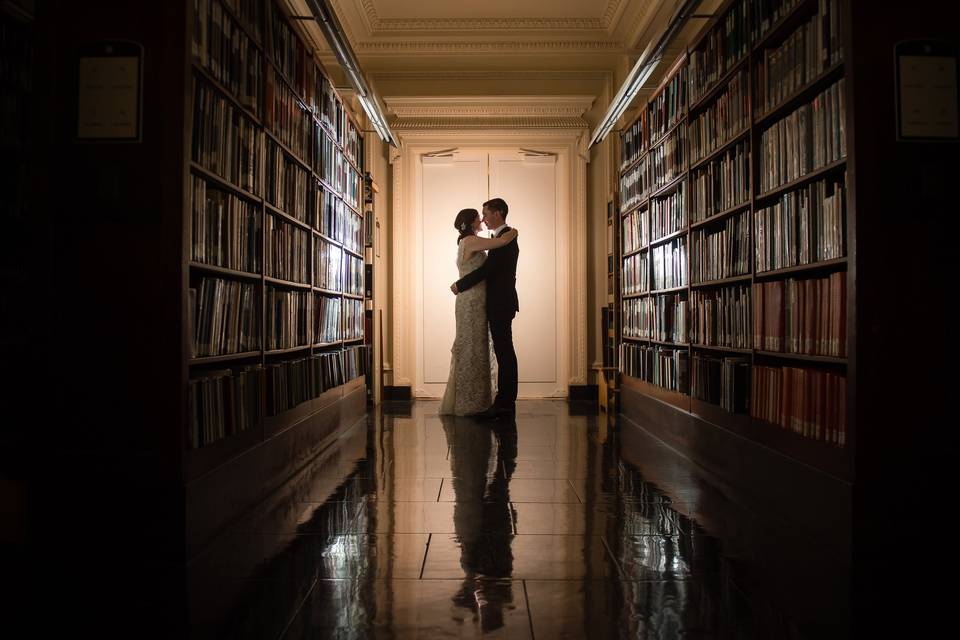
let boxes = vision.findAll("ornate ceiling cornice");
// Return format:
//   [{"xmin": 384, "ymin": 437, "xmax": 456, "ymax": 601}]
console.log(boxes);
[
  {"xmin": 391, "ymin": 116, "xmax": 588, "ymax": 130},
  {"xmin": 358, "ymin": 0, "xmax": 625, "ymax": 33},
  {"xmin": 355, "ymin": 40, "xmax": 626, "ymax": 53}
]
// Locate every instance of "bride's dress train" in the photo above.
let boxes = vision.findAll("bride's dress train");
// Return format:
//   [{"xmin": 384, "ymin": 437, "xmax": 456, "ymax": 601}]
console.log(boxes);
[{"xmin": 440, "ymin": 241, "xmax": 493, "ymax": 415}]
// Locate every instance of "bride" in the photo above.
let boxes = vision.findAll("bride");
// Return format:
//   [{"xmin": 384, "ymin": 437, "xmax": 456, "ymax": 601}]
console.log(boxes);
[{"xmin": 440, "ymin": 208, "xmax": 518, "ymax": 416}]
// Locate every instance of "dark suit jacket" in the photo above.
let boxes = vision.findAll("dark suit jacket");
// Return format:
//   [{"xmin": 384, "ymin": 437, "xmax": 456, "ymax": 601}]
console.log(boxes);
[{"xmin": 455, "ymin": 226, "xmax": 519, "ymax": 320}]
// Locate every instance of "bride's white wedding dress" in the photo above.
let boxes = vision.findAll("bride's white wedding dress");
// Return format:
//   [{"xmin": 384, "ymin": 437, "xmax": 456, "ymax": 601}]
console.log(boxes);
[{"xmin": 440, "ymin": 240, "xmax": 493, "ymax": 415}]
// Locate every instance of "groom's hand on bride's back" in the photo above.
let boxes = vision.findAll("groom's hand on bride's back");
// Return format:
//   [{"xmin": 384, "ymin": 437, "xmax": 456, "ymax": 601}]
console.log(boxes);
[{"xmin": 450, "ymin": 283, "xmax": 459, "ymax": 294}]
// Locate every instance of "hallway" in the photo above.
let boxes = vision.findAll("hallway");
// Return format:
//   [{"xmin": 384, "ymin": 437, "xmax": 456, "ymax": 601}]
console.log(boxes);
[{"xmin": 187, "ymin": 400, "xmax": 847, "ymax": 639}]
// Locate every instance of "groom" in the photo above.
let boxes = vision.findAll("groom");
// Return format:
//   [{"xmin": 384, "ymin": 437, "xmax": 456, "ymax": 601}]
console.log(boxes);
[{"xmin": 450, "ymin": 197, "xmax": 519, "ymax": 418}]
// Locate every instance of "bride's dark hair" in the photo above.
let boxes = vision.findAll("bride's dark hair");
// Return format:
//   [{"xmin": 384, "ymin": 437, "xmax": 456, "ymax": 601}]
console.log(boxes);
[{"xmin": 454, "ymin": 208, "xmax": 478, "ymax": 244}]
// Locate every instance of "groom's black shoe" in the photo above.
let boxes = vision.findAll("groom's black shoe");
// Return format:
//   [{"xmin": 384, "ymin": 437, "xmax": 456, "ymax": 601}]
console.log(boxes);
[{"xmin": 470, "ymin": 405, "xmax": 500, "ymax": 420}]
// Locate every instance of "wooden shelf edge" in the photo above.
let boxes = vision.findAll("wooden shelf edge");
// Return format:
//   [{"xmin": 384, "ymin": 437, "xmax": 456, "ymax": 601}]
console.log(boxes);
[
  {"xmin": 188, "ymin": 262, "xmax": 261, "ymax": 282},
  {"xmin": 688, "ymin": 128, "xmax": 751, "ymax": 172},
  {"xmin": 755, "ymin": 158, "xmax": 847, "ymax": 201},
  {"xmin": 754, "ymin": 257, "xmax": 848, "ymax": 279}
]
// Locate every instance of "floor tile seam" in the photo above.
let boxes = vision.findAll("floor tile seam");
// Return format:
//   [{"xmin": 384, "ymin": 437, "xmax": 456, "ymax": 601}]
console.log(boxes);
[
  {"xmin": 522, "ymin": 579, "xmax": 536, "ymax": 640},
  {"xmin": 418, "ymin": 532, "xmax": 432, "ymax": 580},
  {"xmin": 275, "ymin": 575, "xmax": 320, "ymax": 640}
]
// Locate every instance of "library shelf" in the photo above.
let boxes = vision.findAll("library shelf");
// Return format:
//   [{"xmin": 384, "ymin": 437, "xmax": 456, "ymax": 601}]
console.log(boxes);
[
  {"xmin": 264, "ymin": 345, "xmax": 311, "ymax": 356},
  {"xmin": 189, "ymin": 351, "xmax": 262, "ymax": 366},
  {"xmin": 622, "ymin": 246, "xmax": 648, "ymax": 260},
  {"xmin": 264, "ymin": 55, "xmax": 313, "ymax": 112},
  {"xmin": 689, "ymin": 397, "xmax": 754, "ymax": 439},
  {"xmin": 264, "ymin": 275, "xmax": 311, "ymax": 290},
  {"xmin": 313, "ymin": 340, "xmax": 343, "ymax": 348},
  {"xmin": 650, "ymin": 285, "xmax": 688, "ymax": 295},
  {"xmin": 690, "ymin": 344, "xmax": 753, "ymax": 354},
  {"xmin": 620, "ymin": 199, "xmax": 649, "ymax": 218},
  {"xmin": 650, "ymin": 116, "xmax": 687, "ymax": 148},
  {"xmin": 191, "ymin": 62, "xmax": 261, "ymax": 125},
  {"xmin": 188, "ymin": 262, "xmax": 261, "ymax": 282},
  {"xmin": 183, "ymin": 424, "xmax": 262, "ymax": 484},
  {"xmin": 690, "ymin": 201, "xmax": 751, "ymax": 230},
  {"xmin": 622, "ymin": 291, "xmax": 650, "ymax": 300},
  {"xmin": 343, "ymin": 293, "xmax": 363, "ymax": 301},
  {"xmin": 316, "ymin": 175, "xmax": 341, "ymax": 197},
  {"xmin": 687, "ymin": 55, "xmax": 750, "ymax": 116},
  {"xmin": 620, "ymin": 151, "xmax": 648, "ymax": 176},
  {"xmin": 189, "ymin": 162, "xmax": 260, "ymax": 202},
  {"xmin": 751, "ymin": 0, "xmax": 819, "ymax": 55},
  {"xmin": 755, "ymin": 158, "xmax": 847, "ymax": 202},
  {"xmin": 313, "ymin": 286, "xmax": 343, "ymax": 296},
  {"xmin": 314, "ymin": 230, "xmax": 343, "ymax": 247},
  {"xmin": 343, "ymin": 246, "xmax": 364, "ymax": 260},
  {"xmin": 754, "ymin": 350, "xmax": 847, "ymax": 365},
  {"xmin": 649, "ymin": 173, "xmax": 687, "ymax": 200},
  {"xmin": 622, "ymin": 335, "xmax": 650, "ymax": 343},
  {"xmin": 753, "ymin": 257, "xmax": 847, "ymax": 279},
  {"xmin": 264, "ymin": 201, "xmax": 311, "ymax": 231},
  {"xmin": 215, "ymin": 0, "xmax": 263, "ymax": 50},
  {"xmin": 263, "ymin": 128, "xmax": 312, "ymax": 172},
  {"xmin": 689, "ymin": 273, "xmax": 752, "ymax": 288},
  {"xmin": 754, "ymin": 61, "xmax": 846, "ymax": 127},
  {"xmin": 263, "ymin": 386, "xmax": 342, "ymax": 439},
  {"xmin": 688, "ymin": 128, "xmax": 751, "ymax": 172},
  {"xmin": 343, "ymin": 337, "xmax": 365, "ymax": 344},
  {"xmin": 649, "ymin": 227, "xmax": 687, "ymax": 247},
  {"xmin": 622, "ymin": 375, "xmax": 691, "ymax": 412},
  {"xmin": 650, "ymin": 339, "xmax": 689, "ymax": 348}
]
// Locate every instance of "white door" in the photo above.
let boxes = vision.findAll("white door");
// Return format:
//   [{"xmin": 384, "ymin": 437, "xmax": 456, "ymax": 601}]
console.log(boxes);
[{"xmin": 418, "ymin": 150, "xmax": 561, "ymax": 398}]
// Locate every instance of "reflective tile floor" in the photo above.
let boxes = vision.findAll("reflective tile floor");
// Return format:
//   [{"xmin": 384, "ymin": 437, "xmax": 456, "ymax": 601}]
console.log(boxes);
[{"xmin": 186, "ymin": 400, "xmax": 850, "ymax": 639}]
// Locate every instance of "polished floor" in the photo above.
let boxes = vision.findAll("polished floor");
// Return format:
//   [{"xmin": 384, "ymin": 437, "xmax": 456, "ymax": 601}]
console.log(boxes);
[{"xmin": 186, "ymin": 400, "xmax": 849, "ymax": 639}]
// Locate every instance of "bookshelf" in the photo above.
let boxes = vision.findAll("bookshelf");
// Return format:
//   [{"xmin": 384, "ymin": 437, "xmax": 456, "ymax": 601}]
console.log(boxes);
[
  {"xmin": 616, "ymin": 0, "xmax": 852, "ymax": 481},
  {"xmin": 184, "ymin": 0, "xmax": 371, "ymax": 550}
]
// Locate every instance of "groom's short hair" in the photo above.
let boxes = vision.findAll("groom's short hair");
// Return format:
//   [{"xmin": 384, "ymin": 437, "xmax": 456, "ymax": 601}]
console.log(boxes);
[{"xmin": 483, "ymin": 198, "xmax": 509, "ymax": 220}]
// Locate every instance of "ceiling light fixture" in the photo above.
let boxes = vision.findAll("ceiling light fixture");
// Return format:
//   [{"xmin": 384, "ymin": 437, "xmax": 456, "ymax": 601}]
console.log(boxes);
[{"xmin": 588, "ymin": 0, "xmax": 704, "ymax": 149}]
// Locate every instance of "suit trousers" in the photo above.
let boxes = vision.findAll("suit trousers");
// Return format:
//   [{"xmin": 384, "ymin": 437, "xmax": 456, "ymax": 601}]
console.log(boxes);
[{"xmin": 489, "ymin": 316, "xmax": 518, "ymax": 408}]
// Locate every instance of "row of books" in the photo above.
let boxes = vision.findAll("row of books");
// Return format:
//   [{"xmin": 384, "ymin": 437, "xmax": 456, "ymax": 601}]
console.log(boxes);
[
  {"xmin": 749, "ymin": 0, "xmax": 804, "ymax": 44},
  {"xmin": 344, "ymin": 298, "xmax": 364, "ymax": 341},
  {"xmin": 650, "ymin": 65, "xmax": 687, "ymax": 143},
  {"xmin": 691, "ymin": 354, "xmax": 750, "ymax": 414},
  {"xmin": 623, "ymin": 296, "xmax": 653, "ymax": 339},
  {"xmin": 690, "ymin": 140, "xmax": 750, "ymax": 223},
  {"xmin": 687, "ymin": 0, "xmax": 749, "ymax": 104},
  {"xmin": 620, "ymin": 343, "xmax": 690, "ymax": 394},
  {"xmin": 650, "ymin": 127, "xmax": 687, "ymax": 189},
  {"xmin": 191, "ymin": 175, "xmax": 261, "ymax": 273},
  {"xmin": 754, "ymin": 173, "xmax": 845, "ymax": 272},
  {"xmin": 265, "ymin": 287, "xmax": 309, "ymax": 350},
  {"xmin": 754, "ymin": 0, "xmax": 845, "ymax": 114},
  {"xmin": 221, "ymin": 0, "xmax": 262, "ymax": 40},
  {"xmin": 191, "ymin": 277, "xmax": 260, "ymax": 357},
  {"xmin": 192, "ymin": 0, "xmax": 263, "ymax": 114},
  {"xmin": 266, "ymin": 0, "xmax": 311, "ymax": 102},
  {"xmin": 752, "ymin": 365, "xmax": 847, "ymax": 446},
  {"xmin": 265, "ymin": 214, "xmax": 309, "ymax": 284},
  {"xmin": 315, "ymin": 241, "xmax": 343, "ymax": 292},
  {"xmin": 344, "ymin": 344, "xmax": 370, "ymax": 381},
  {"xmin": 343, "ymin": 118, "xmax": 361, "ymax": 167},
  {"xmin": 315, "ymin": 125, "xmax": 346, "ymax": 195},
  {"xmin": 758, "ymin": 78, "xmax": 846, "ymax": 193},
  {"xmin": 623, "ymin": 252, "xmax": 650, "ymax": 297},
  {"xmin": 192, "ymin": 76, "xmax": 260, "ymax": 194},
  {"xmin": 652, "ymin": 237, "xmax": 688, "ymax": 291},
  {"xmin": 188, "ymin": 364, "xmax": 263, "ymax": 449},
  {"xmin": 314, "ymin": 294, "xmax": 342, "ymax": 344},
  {"xmin": 690, "ymin": 210, "xmax": 751, "ymax": 283},
  {"xmin": 316, "ymin": 72, "xmax": 349, "ymax": 146},
  {"xmin": 690, "ymin": 285, "xmax": 752, "ymax": 348},
  {"xmin": 318, "ymin": 188, "xmax": 364, "ymax": 253},
  {"xmin": 654, "ymin": 293, "xmax": 688, "ymax": 344},
  {"xmin": 344, "ymin": 163, "xmax": 362, "ymax": 210},
  {"xmin": 622, "ymin": 207, "xmax": 649, "ymax": 255},
  {"xmin": 620, "ymin": 110, "xmax": 649, "ymax": 169},
  {"xmin": 265, "ymin": 138, "xmax": 310, "ymax": 223},
  {"xmin": 619, "ymin": 157, "xmax": 650, "ymax": 213},
  {"xmin": 651, "ymin": 182, "xmax": 687, "ymax": 241},
  {"xmin": 753, "ymin": 273, "xmax": 846, "ymax": 356},
  {"xmin": 345, "ymin": 255, "xmax": 364, "ymax": 297},
  {"xmin": 689, "ymin": 70, "xmax": 750, "ymax": 163},
  {"xmin": 264, "ymin": 68, "xmax": 312, "ymax": 164}
]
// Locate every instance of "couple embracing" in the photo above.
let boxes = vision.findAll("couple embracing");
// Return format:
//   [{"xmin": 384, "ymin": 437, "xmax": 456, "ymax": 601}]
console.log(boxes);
[{"xmin": 440, "ymin": 198, "xmax": 519, "ymax": 419}]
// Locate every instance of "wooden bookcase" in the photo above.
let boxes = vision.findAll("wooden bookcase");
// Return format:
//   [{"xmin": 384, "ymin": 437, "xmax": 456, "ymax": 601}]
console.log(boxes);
[
  {"xmin": 616, "ymin": 0, "xmax": 854, "ymax": 483},
  {"xmin": 180, "ymin": 0, "xmax": 372, "ymax": 551}
]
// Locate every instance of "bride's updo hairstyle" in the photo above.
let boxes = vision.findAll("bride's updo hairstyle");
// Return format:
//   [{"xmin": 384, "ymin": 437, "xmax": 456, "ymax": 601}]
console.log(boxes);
[{"xmin": 454, "ymin": 208, "xmax": 478, "ymax": 244}]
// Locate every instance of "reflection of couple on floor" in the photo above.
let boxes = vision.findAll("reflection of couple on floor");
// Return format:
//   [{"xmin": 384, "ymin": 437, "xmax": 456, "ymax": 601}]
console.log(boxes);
[{"xmin": 440, "ymin": 415, "xmax": 518, "ymax": 633}]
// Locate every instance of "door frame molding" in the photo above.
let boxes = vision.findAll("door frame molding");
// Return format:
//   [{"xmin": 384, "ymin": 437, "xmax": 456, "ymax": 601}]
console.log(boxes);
[{"xmin": 390, "ymin": 128, "xmax": 590, "ymax": 397}]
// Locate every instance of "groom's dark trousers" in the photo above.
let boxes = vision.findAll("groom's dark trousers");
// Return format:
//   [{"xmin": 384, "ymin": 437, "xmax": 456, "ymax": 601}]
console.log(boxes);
[{"xmin": 454, "ymin": 226, "xmax": 519, "ymax": 409}]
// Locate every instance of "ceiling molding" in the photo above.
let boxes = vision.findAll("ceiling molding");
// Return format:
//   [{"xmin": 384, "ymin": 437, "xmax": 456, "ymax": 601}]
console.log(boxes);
[
  {"xmin": 370, "ymin": 69, "xmax": 614, "ymax": 81},
  {"xmin": 385, "ymin": 95, "xmax": 596, "ymax": 119},
  {"xmin": 355, "ymin": 40, "xmax": 626, "ymax": 53},
  {"xmin": 355, "ymin": 0, "xmax": 626, "ymax": 33},
  {"xmin": 391, "ymin": 116, "xmax": 588, "ymax": 130}
]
